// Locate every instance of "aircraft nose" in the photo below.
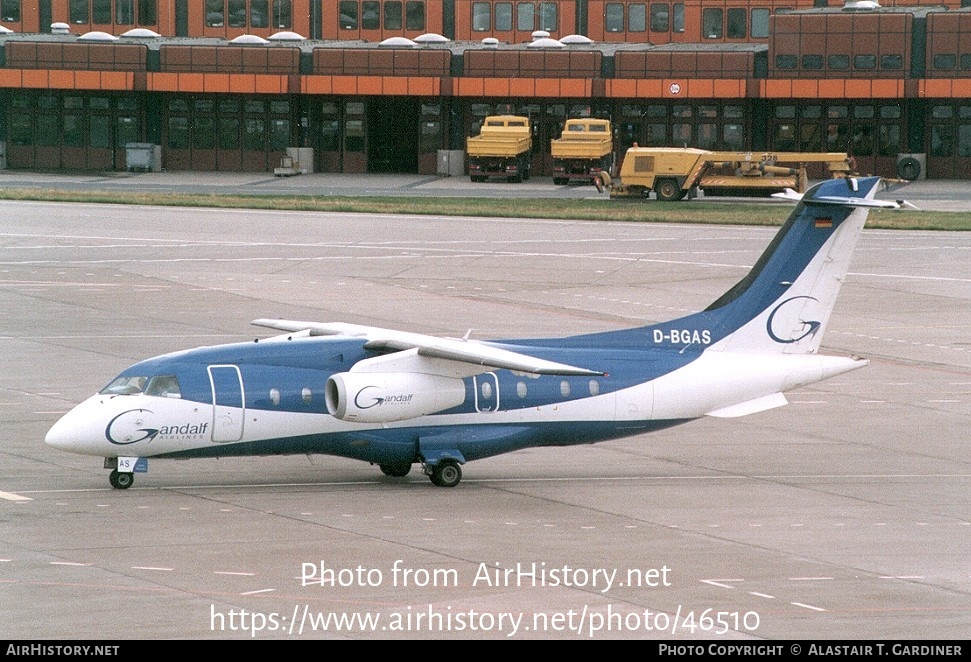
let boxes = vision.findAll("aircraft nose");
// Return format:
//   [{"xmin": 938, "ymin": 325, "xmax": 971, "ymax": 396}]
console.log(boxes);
[
  {"xmin": 45, "ymin": 397, "xmax": 105, "ymax": 454},
  {"xmin": 45, "ymin": 409, "xmax": 82, "ymax": 450}
]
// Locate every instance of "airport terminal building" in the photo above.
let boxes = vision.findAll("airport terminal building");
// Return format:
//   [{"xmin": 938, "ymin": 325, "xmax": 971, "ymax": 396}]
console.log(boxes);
[{"xmin": 0, "ymin": 0, "xmax": 968, "ymax": 179}]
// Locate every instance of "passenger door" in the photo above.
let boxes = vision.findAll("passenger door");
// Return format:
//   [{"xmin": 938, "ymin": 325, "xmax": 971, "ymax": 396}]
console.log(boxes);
[{"xmin": 208, "ymin": 365, "xmax": 244, "ymax": 442}]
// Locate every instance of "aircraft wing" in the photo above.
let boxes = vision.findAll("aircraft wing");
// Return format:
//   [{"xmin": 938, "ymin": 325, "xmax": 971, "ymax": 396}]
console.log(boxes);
[{"xmin": 252, "ymin": 318, "xmax": 605, "ymax": 378}]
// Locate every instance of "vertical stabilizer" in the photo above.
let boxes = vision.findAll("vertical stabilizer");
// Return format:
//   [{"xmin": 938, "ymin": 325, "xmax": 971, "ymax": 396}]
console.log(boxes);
[
  {"xmin": 703, "ymin": 176, "xmax": 879, "ymax": 354},
  {"xmin": 528, "ymin": 177, "xmax": 884, "ymax": 356}
]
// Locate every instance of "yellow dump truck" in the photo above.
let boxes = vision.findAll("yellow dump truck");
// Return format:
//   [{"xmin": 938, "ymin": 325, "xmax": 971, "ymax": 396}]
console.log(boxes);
[
  {"xmin": 466, "ymin": 115, "xmax": 533, "ymax": 183},
  {"xmin": 550, "ymin": 118, "xmax": 613, "ymax": 185},
  {"xmin": 600, "ymin": 147, "xmax": 853, "ymax": 200}
]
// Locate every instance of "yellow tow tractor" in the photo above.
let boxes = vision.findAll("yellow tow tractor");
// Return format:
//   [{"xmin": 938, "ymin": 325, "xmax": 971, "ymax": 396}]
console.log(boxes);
[{"xmin": 596, "ymin": 147, "xmax": 853, "ymax": 200}]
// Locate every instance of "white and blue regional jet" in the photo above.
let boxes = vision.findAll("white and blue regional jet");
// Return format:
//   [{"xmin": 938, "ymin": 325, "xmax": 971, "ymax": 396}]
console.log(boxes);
[{"xmin": 46, "ymin": 177, "xmax": 901, "ymax": 489}]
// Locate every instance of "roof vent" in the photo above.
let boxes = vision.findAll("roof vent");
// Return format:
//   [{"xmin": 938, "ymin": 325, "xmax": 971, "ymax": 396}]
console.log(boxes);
[
  {"xmin": 50, "ymin": 22, "xmax": 71, "ymax": 35},
  {"xmin": 531, "ymin": 30, "xmax": 551, "ymax": 40},
  {"xmin": 229, "ymin": 34, "xmax": 270, "ymax": 44},
  {"xmin": 481, "ymin": 37, "xmax": 500, "ymax": 49},
  {"xmin": 120, "ymin": 28, "xmax": 161, "ymax": 38},
  {"xmin": 843, "ymin": 0, "xmax": 880, "ymax": 9},
  {"xmin": 379, "ymin": 36, "xmax": 417, "ymax": 47},
  {"xmin": 528, "ymin": 37, "xmax": 563, "ymax": 49},
  {"xmin": 560, "ymin": 34, "xmax": 593, "ymax": 45},
  {"xmin": 79, "ymin": 31, "xmax": 120, "ymax": 41},
  {"xmin": 268, "ymin": 31, "xmax": 305, "ymax": 41},
  {"xmin": 0, "ymin": 25, "xmax": 14, "ymax": 34},
  {"xmin": 414, "ymin": 33, "xmax": 449, "ymax": 43}
]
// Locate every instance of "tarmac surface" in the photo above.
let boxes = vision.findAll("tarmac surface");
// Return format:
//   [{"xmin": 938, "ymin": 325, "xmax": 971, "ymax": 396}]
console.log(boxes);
[
  {"xmin": 0, "ymin": 168, "xmax": 968, "ymax": 211},
  {"xmin": 0, "ymin": 177, "xmax": 967, "ymax": 641}
]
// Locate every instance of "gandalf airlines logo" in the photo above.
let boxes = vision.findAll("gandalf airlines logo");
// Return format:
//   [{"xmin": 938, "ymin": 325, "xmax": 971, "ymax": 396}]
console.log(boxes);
[
  {"xmin": 354, "ymin": 386, "xmax": 414, "ymax": 410},
  {"xmin": 766, "ymin": 296, "xmax": 822, "ymax": 344},
  {"xmin": 105, "ymin": 409, "xmax": 209, "ymax": 445}
]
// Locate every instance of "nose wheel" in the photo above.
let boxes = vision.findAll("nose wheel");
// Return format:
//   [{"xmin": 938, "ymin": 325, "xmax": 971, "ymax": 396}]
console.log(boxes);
[{"xmin": 109, "ymin": 469, "xmax": 134, "ymax": 490}]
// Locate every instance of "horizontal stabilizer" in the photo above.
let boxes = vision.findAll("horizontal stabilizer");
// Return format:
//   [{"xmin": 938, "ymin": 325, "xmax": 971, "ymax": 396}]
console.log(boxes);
[
  {"xmin": 706, "ymin": 392, "xmax": 788, "ymax": 418},
  {"xmin": 773, "ymin": 183, "xmax": 916, "ymax": 210}
]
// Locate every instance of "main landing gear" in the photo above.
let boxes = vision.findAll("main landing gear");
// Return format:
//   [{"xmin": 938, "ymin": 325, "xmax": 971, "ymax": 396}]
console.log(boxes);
[
  {"xmin": 377, "ymin": 459, "xmax": 463, "ymax": 486},
  {"xmin": 377, "ymin": 453, "xmax": 464, "ymax": 487},
  {"xmin": 427, "ymin": 459, "xmax": 462, "ymax": 488},
  {"xmin": 378, "ymin": 462, "xmax": 412, "ymax": 478}
]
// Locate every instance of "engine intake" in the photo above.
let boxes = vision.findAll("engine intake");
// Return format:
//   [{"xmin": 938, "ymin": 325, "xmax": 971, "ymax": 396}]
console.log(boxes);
[{"xmin": 326, "ymin": 372, "xmax": 467, "ymax": 423}]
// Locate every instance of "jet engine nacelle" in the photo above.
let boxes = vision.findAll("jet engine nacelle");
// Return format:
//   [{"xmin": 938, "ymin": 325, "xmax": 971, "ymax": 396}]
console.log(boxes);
[{"xmin": 325, "ymin": 372, "xmax": 467, "ymax": 423}]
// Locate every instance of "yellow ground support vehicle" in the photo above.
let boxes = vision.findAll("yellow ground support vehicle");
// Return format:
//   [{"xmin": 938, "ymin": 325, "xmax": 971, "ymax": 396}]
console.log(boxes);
[
  {"xmin": 599, "ymin": 147, "xmax": 853, "ymax": 200},
  {"xmin": 466, "ymin": 115, "xmax": 533, "ymax": 183},
  {"xmin": 550, "ymin": 118, "xmax": 614, "ymax": 185}
]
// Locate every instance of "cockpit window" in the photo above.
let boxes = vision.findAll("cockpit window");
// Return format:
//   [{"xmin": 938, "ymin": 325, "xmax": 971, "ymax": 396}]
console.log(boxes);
[
  {"xmin": 145, "ymin": 375, "xmax": 182, "ymax": 398},
  {"xmin": 100, "ymin": 376, "xmax": 147, "ymax": 395},
  {"xmin": 99, "ymin": 374, "xmax": 181, "ymax": 398}
]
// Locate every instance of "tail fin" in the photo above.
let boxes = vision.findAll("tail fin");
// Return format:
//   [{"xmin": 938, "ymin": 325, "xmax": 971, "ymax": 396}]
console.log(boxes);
[
  {"xmin": 560, "ymin": 176, "xmax": 887, "ymax": 354},
  {"xmin": 695, "ymin": 176, "xmax": 885, "ymax": 354}
]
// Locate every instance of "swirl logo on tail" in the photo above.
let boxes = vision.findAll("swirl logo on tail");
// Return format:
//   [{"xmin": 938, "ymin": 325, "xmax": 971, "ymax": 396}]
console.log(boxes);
[{"xmin": 766, "ymin": 296, "xmax": 822, "ymax": 344}]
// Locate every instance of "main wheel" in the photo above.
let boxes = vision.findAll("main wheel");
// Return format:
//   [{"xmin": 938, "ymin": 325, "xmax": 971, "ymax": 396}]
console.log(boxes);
[
  {"xmin": 379, "ymin": 462, "xmax": 412, "ymax": 477},
  {"xmin": 109, "ymin": 469, "xmax": 134, "ymax": 490},
  {"xmin": 655, "ymin": 178, "xmax": 684, "ymax": 201},
  {"xmin": 430, "ymin": 460, "xmax": 462, "ymax": 488}
]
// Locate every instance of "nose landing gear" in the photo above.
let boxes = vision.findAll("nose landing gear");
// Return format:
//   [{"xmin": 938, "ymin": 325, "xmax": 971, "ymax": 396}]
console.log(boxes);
[
  {"xmin": 109, "ymin": 469, "xmax": 134, "ymax": 489},
  {"xmin": 105, "ymin": 457, "xmax": 140, "ymax": 489}
]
